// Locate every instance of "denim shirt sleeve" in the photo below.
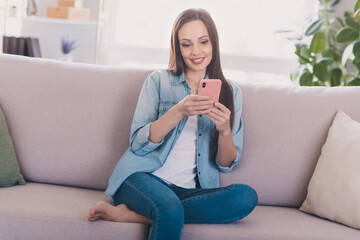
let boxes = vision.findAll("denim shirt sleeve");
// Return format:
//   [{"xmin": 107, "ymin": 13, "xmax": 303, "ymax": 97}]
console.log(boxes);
[
  {"xmin": 216, "ymin": 84, "xmax": 244, "ymax": 172},
  {"xmin": 129, "ymin": 74, "xmax": 164, "ymax": 156}
]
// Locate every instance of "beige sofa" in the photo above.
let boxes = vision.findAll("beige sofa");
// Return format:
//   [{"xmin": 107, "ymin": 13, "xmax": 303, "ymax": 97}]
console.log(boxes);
[{"xmin": 1, "ymin": 54, "xmax": 360, "ymax": 240}]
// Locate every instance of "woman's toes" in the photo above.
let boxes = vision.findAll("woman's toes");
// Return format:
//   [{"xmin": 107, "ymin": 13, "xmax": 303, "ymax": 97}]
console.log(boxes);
[{"xmin": 88, "ymin": 201, "xmax": 107, "ymax": 221}]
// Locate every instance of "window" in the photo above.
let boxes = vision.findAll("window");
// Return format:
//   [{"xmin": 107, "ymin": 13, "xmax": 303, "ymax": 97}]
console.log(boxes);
[{"xmin": 104, "ymin": 0, "xmax": 315, "ymax": 85}]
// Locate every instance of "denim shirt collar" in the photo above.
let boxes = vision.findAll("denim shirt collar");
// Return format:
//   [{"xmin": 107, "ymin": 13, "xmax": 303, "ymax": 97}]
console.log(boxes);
[
  {"xmin": 171, "ymin": 72, "xmax": 187, "ymax": 86},
  {"xmin": 171, "ymin": 72, "xmax": 209, "ymax": 86}
]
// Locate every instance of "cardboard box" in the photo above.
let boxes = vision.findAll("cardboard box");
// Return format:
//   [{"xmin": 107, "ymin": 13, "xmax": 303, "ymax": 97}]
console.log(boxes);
[
  {"xmin": 68, "ymin": 8, "xmax": 90, "ymax": 21},
  {"xmin": 47, "ymin": 6, "xmax": 90, "ymax": 21},
  {"xmin": 58, "ymin": 0, "xmax": 83, "ymax": 8},
  {"xmin": 47, "ymin": 6, "xmax": 68, "ymax": 19}
]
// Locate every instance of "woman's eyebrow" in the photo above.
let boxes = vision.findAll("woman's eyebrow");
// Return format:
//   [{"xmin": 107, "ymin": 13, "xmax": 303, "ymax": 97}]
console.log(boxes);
[
  {"xmin": 180, "ymin": 35, "xmax": 209, "ymax": 41},
  {"xmin": 198, "ymin": 35, "xmax": 209, "ymax": 39}
]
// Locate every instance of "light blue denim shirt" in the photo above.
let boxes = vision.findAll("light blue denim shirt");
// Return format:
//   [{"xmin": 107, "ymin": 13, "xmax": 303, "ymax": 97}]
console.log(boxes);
[{"xmin": 105, "ymin": 70, "xmax": 244, "ymax": 197}]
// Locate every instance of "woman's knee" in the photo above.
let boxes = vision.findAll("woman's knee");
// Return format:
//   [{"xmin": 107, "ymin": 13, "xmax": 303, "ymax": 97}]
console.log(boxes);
[
  {"xmin": 153, "ymin": 197, "xmax": 184, "ymax": 224},
  {"xmin": 227, "ymin": 184, "xmax": 258, "ymax": 217}
]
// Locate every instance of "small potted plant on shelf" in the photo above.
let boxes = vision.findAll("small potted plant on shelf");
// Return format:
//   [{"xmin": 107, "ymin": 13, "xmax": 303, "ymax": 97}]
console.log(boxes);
[
  {"xmin": 60, "ymin": 36, "xmax": 78, "ymax": 62},
  {"xmin": 9, "ymin": 5, "xmax": 17, "ymax": 17},
  {"xmin": 277, "ymin": 0, "xmax": 360, "ymax": 86}
]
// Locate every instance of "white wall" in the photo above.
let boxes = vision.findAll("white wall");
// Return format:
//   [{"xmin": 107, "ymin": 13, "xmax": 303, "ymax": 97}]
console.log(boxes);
[
  {"xmin": 21, "ymin": 0, "xmax": 100, "ymax": 63},
  {"xmin": 21, "ymin": 17, "xmax": 97, "ymax": 63}
]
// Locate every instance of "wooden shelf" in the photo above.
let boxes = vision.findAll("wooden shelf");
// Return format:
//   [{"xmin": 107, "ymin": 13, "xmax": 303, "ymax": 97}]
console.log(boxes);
[
  {"xmin": 22, "ymin": 16, "xmax": 97, "ymax": 26},
  {"xmin": 1, "ymin": 0, "xmax": 107, "ymax": 64}
]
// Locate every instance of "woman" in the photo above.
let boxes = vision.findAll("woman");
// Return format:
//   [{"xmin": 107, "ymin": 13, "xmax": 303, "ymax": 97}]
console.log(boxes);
[{"xmin": 88, "ymin": 8, "xmax": 258, "ymax": 240}]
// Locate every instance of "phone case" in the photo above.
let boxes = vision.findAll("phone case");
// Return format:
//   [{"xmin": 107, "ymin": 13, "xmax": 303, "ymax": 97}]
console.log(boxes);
[{"xmin": 198, "ymin": 79, "xmax": 222, "ymax": 103}]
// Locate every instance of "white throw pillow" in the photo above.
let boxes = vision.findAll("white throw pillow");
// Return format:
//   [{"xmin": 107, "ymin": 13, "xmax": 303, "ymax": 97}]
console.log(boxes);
[{"xmin": 300, "ymin": 110, "xmax": 360, "ymax": 229}]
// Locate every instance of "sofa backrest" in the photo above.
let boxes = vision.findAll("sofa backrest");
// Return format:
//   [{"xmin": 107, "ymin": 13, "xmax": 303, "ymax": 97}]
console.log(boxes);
[
  {"xmin": 0, "ymin": 54, "xmax": 151, "ymax": 191},
  {"xmin": 1, "ymin": 54, "xmax": 360, "ymax": 207},
  {"xmin": 220, "ymin": 82, "xmax": 360, "ymax": 207}
]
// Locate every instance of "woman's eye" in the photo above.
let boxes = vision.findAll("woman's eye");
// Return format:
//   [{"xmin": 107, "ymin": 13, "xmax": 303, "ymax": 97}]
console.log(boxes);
[
  {"xmin": 182, "ymin": 44, "xmax": 190, "ymax": 48},
  {"xmin": 201, "ymin": 40, "xmax": 209, "ymax": 45}
]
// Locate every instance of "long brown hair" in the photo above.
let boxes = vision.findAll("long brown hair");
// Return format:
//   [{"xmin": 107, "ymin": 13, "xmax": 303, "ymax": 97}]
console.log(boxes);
[{"xmin": 168, "ymin": 8, "xmax": 234, "ymax": 129}]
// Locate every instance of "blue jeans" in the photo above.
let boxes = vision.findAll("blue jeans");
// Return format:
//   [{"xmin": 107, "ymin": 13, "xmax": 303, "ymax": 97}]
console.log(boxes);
[{"xmin": 112, "ymin": 172, "xmax": 258, "ymax": 240}]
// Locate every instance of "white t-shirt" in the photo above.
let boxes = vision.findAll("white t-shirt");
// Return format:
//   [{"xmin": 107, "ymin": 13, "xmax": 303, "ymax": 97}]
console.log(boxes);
[{"xmin": 152, "ymin": 115, "xmax": 197, "ymax": 188}]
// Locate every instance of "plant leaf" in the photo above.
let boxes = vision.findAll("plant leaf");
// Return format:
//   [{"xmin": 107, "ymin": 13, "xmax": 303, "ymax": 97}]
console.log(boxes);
[
  {"xmin": 310, "ymin": 32, "xmax": 326, "ymax": 53},
  {"xmin": 312, "ymin": 81, "xmax": 322, "ymax": 86},
  {"xmin": 355, "ymin": 0, "xmax": 360, "ymax": 12},
  {"xmin": 329, "ymin": 0, "xmax": 340, "ymax": 7},
  {"xmin": 274, "ymin": 29, "xmax": 295, "ymax": 34},
  {"xmin": 345, "ymin": 15, "xmax": 360, "ymax": 29},
  {"xmin": 330, "ymin": 68, "xmax": 342, "ymax": 86},
  {"xmin": 290, "ymin": 70, "xmax": 299, "ymax": 81},
  {"xmin": 313, "ymin": 62, "xmax": 330, "ymax": 82},
  {"xmin": 353, "ymin": 40, "xmax": 360, "ymax": 59},
  {"xmin": 342, "ymin": 43, "xmax": 355, "ymax": 65},
  {"xmin": 287, "ymin": 35, "xmax": 302, "ymax": 41},
  {"xmin": 305, "ymin": 19, "xmax": 324, "ymax": 36},
  {"xmin": 318, "ymin": 57, "xmax": 334, "ymax": 65},
  {"xmin": 295, "ymin": 44, "xmax": 311, "ymax": 63},
  {"xmin": 347, "ymin": 77, "xmax": 360, "ymax": 86},
  {"xmin": 320, "ymin": 7, "xmax": 335, "ymax": 13},
  {"xmin": 354, "ymin": 9, "xmax": 360, "ymax": 22},
  {"xmin": 335, "ymin": 27, "xmax": 360, "ymax": 43},
  {"xmin": 352, "ymin": 58, "xmax": 360, "ymax": 71},
  {"xmin": 300, "ymin": 48, "xmax": 311, "ymax": 59},
  {"xmin": 299, "ymin": 69, "xmax": 313, "ymax": 86},
  {"xmin": 323, "ymin": 49, "xmax": 336, "ymax": 59},
  {"xmin": 335, "ymin": 17, "xmax": 345, "ymax": 27}
]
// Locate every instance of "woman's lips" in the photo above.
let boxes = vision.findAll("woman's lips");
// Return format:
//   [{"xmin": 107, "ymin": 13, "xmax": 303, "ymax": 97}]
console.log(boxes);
[{"xmin": 191, "ymin": 57, "xmax": 205, "ymax": 65}]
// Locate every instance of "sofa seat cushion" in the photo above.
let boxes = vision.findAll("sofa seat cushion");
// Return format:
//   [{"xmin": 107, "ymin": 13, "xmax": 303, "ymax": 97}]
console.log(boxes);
[
  {"xmin": 0, "ymin": 182, "xmax": 149, "ymax": 240},
  {"xmin": 1, "ymin": 183, "xmax": 359, "ymax": 240},
  {"xmin": 181, "ymin": 206, "xmax": 360, "ymax": 240}
]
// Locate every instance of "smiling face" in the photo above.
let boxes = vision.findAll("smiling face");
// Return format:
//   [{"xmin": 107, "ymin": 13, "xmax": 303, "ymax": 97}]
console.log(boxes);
[{"xmin": 178, "ymin": 20, "xmax": 213, "ymax": 77}]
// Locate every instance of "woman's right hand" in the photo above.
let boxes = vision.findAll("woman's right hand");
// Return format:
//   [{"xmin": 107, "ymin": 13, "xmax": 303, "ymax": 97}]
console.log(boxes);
[{"xmin": 176, "ymin": 95, "xmax": 214, "ymax": 117}]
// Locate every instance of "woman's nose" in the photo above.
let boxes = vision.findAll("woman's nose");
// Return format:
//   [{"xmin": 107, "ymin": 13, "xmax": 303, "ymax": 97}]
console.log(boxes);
[{"xmin": 192, "ymin": 44, "xmax": 200, "ymax": 56}]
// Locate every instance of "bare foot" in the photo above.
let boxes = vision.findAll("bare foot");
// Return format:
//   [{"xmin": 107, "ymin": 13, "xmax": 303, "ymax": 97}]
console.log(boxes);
[{"xmin": 87, "ymin": 201, "xmax": 131, "ymax": 222}]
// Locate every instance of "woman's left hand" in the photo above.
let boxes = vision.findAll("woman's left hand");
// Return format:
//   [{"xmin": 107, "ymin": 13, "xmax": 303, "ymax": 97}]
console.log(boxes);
[{"xmin": 206, "ymin": 102, "xmax": 231, "ymax": 136}]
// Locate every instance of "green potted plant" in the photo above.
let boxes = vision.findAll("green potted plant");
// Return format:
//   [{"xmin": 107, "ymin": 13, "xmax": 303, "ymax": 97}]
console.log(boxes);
[
  {"xmin": 278, "ymin": 0, "xmax": 360, "ymax": 86},
  {"xmin": 9, "ymin": 5, "xmax": 17, "ymax": 17}
]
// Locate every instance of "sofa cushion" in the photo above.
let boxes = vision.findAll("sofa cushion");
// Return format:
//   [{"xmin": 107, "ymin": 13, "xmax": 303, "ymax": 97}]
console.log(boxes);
[
  {"xmin": 2, "ymin": 183, "xmax": 359, "ymax": 240},
  {"xmin": 182, "ymin": 206, "xmax": 360, "ymax": 240},
  {"xmin": 0, "ymin": 105, "xmax": 25, "ymax": 186},
  {"xmin": 0, "ymin": 182, "xmax": 149, "ymax": 240},
  {"xmin": 221, "ymin": 82, "xmax": 360, "ymax": 207},
  {"xmin": 300, "ymin": 111, "xmax": 360, "ymax": 229}
]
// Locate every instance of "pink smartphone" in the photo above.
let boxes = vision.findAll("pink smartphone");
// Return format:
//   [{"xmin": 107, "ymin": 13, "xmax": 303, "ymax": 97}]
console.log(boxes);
[{"xmin": 198, "ymin": 79, "xmax": 222, "ymax": 103}]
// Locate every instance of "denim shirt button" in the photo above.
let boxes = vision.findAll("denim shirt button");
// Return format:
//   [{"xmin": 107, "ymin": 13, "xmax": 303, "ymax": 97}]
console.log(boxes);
[
  {"xmin": 198, "ymin": 153, "xmax": 200, "ymax": 156},
  {"xmin": 199, "ymin": 133, "xmax": 202, "ymax": 136},
  {"xmin": 199, "ymin": 114, "xmax": 202, "ymax": 117},
  {"xmin": 163, "ymin": 108, "xmax": 166, "ymax": 111}
]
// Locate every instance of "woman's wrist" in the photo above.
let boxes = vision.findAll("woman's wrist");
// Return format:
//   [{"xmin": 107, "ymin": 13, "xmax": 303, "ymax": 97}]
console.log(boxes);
[
  {"xmin": 149, "ymin": 105, "xmax": 184, "ymax": 143},
  {"xmin": 218, "ymin": 126, "xmax": 232, "ymax": 137},
  {"xmin": 173, "ymin": 103, "xmax": 185, "ymax": 119}
]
